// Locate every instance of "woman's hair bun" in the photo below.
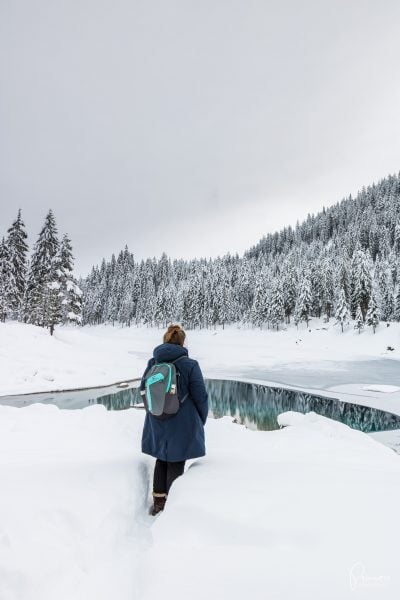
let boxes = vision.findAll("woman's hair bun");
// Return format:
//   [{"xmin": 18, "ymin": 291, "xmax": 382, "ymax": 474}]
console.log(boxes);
[{"xmin": 163, "ymin": 324, "xmax": 186, "ymax": 346}]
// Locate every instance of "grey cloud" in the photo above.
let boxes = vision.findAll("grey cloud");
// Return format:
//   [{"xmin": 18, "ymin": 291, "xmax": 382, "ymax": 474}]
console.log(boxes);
[{"xmin": 1, "ymin": 0, "xmax": 400, "ymax": 274}]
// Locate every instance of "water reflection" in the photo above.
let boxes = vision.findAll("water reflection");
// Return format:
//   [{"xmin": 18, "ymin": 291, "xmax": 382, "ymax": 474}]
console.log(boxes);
[
  {"xmin": 94, "ymin": 387, "xmax": 141, "ymax": 411},
  {"xmin": 95, "ymin": 378, "xmax": 400, "ymax": 433},
  {"xmin": 205, "ymin": 379, "xmax": 400, "ymax": 433}
]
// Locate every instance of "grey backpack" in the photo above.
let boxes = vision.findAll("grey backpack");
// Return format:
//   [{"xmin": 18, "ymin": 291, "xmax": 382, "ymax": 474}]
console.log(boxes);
[{"xmin": 140, "ymin": 356, "xmax": 187, "ymax": 420}]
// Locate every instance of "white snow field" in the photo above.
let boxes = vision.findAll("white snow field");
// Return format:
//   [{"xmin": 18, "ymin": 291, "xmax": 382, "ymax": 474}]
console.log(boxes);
[
  {"xmin": 1, "ymin": 320, "xmax": 400, "ymax": 599},
  {"xmin": 0, "ymin": 403, "xmax": 399, "ymax": 600}
]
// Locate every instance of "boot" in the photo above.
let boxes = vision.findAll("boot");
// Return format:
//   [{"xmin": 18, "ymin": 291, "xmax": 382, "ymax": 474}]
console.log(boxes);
[{"xmin": 151, "ymin": 492, "xmax": 167, "ymax": 516}]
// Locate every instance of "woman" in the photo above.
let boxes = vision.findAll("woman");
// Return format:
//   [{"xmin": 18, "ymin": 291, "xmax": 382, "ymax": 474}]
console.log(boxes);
[{"xmin": 140, "ymin": 324, "xmax": 208, "ymax": 515}]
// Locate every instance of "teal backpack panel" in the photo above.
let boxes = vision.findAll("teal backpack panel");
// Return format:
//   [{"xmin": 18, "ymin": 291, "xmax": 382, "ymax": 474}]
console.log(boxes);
[{"xmin": 141, "ymin": 356, "xmax": 186, "ymax": 419}]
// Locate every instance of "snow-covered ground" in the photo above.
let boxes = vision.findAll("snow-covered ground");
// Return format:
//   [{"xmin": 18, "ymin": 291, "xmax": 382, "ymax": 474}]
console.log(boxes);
[
  {"xmin": 1, "ymin": 321, "xmax": 400, "ymax": 598},
  {"xmin": 1, "ymin": 320, "xmax": 399, "ymax": 414},
  {"xmin": 1, "ymin": 403, "xmax": 399, "ymax": 600}
]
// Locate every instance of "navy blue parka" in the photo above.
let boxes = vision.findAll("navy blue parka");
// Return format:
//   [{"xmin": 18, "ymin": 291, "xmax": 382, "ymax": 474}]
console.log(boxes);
[{"xmin": 140, "ymin": 342, "xmax": 208, "ymax": 462}]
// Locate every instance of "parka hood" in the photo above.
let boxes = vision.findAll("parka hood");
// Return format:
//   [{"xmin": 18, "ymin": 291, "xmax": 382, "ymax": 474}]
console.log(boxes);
[{"xmin": 153, "ymin": 342, "xmax": 188, "ymax": 363}]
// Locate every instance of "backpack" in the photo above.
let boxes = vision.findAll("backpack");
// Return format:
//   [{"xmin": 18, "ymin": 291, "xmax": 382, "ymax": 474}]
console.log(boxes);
[{"xmin": 140, "ymin": 356, "xmax": 187, "ymax": 420}]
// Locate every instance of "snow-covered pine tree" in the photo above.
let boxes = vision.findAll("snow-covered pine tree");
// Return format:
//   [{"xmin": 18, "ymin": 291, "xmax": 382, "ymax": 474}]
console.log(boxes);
[
  {"xmin": 350, "ymin": 249, "xmax": 372, "ymax": 321},
  {"xmin": 95, "ymin": 262, "xmax": 109, "ymax": 324},
  {"xmin": 294, "ymin": 273, "xmax": 312, "ymax": 327},
  {"xmin": 118, "ymin": 275, "xmax": 135, "ymax": 326},
  {"xmin": 334, "ymin": 288, "xmax": 349, "ymax": 332},
  {"xmin": 6, "ymin": 209, "xmax": 28, "ymax": 319},
  {"xmin": 203, "ymin": 270, "xmax": 215, "ymax": 328},
  {"xmin": 281, "ymin": 264, "xmax": 297, "ymax": 324},
  {"xmin": 155, "ymin": 252, "xmax": 171, "ymax": 292},
  {"xmin": 58, "ymin": 234, "xmax": 82, "ymax": 324},
  {"xmin": 366, "ymin": 293, "xmax": 379, "ymax": 333},
  {"xmin": 84, "ymin": 261, "xmax": 105, "ymax": 325},
  {"xmin": 354, "ymin": 305, "xmax": 364, "ymax": 334},
  {"xmin": 394, "ymin": 221, "xmax": 400, "ymax": 253},
  {"xmin": 115, "ymin": 248, "xmax": 133, "ymax": 321},
  {"xmin": 103, "ymin": 254, "xmax": 119, "ymax": 324},
  {"xmin": 215, "ymin": 269, "xmax": 230, "ymax": 330},
  {"xmin": 155, "ymin": 282, "xmax": 175, "ymax": 327},
  {"xmin": 394, "ymin": 285, "xmax": 400, "ymax": 322},
  {"xmin": 25, "ymin": 210, "xmax": 61, "ymax": 334},
  {"xmin": 310, "ymin": 262, "xmax": 324, "ymax": 318},
  {"xmin": 0, "ymin": 238, "xmax": 16, "ymax": 322},
  {"xmin": 250, "ymin": 269, "xmax": 270, "ymax": 328},
  {"xmin": 375, "ymin": 259, "xmax": 394, "ymax": 322},
  {"xmin": 181, "ymin": 278, "xmax": 196, "ymax": 329},
  {"xmin": 337, "ymin": 258, "xmax": 350, "ymax": 306},
  {"xmin": 235, "ymin": 258, "xmax": 254, "ymax": 324},
  {"xmin": 269, "ymin": 279, "xmax": 285, "ymax": 330},
  {"xmin": 322, "ymin": 259, "xmax": 334, "ymax": 321},
  {"xmin": 46, "ymin": 269, "xmax": 63, "ymax": 335},
  {"xmin": 130, "ymin": 264, "xmax": 141, "ymax": 322},
  {"xmin": 139, "ymin": 277, "xmax": 156, "ymax": 327}
]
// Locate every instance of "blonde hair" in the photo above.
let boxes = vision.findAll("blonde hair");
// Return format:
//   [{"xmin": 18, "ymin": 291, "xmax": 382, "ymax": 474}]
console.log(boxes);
[{"xmin": 163, "ymin": 324, "xmax": 186, "ymax": 346}]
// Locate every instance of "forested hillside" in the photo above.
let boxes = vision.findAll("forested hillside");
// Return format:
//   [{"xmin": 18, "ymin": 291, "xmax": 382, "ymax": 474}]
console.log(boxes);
[{"xmin": 82, "ymin": 172, "xmax": 400, "ymax": 331}]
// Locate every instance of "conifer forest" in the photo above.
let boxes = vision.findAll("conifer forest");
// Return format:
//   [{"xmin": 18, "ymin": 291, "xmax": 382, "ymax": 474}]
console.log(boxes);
[
  {"xmin": 82, "ymin": 173, "xmax": 400, "ymax": 332},
  {"xmin": 2, "ymin": 172, "xmax": 400, "ymax": 334}
]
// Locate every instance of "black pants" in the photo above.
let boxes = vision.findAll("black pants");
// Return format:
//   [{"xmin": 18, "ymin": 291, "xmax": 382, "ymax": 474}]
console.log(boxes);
[{"xmin": 153, "ymin": 459, "xmax": 186, "ymax": 494}]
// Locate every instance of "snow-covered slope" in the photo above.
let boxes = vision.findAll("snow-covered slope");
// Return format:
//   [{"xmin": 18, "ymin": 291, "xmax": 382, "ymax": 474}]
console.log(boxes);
[{"xmin": 0, "ymin": 404, "xmax": 398, "ymax": 600}]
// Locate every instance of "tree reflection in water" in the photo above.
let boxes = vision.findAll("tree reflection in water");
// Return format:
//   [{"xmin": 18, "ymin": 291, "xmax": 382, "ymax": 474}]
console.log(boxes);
[{"xmin": 96, "ymin": 379, "xmax": 400, "ymax": 434}]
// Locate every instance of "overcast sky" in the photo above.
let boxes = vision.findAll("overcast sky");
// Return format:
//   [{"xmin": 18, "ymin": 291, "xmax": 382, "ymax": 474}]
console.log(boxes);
[{"xmin": 1, "ymin": 0, "xmax": 400, "ymax": 275}]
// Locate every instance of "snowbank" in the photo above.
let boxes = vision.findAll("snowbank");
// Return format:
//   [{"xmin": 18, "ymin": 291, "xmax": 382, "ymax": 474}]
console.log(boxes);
[
  {"xmin": 1, "ymin": 404, "xmax": 399, "ymax": 600},
  {"xmin": 0, "ymin": 403, "xmax": 152, "ymax": 600},
  {"xmin": 146, "ymin": 413, "xmax": 400, "ymax": 600}
]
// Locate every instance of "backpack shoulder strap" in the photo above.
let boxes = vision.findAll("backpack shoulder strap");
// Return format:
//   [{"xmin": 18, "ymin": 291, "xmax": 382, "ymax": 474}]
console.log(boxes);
[
  {"xmin": 170, "ymin": 355, "xmax": 189, "ymax": 404},
  {"xmin": 171, "ymin": 355, "xmax": 186, "ymax": 365}
]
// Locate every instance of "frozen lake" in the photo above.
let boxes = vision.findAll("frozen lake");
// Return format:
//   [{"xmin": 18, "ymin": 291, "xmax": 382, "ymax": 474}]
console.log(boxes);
[{"xmin": 240, "ymin": 358, "xmax": 400, "ymax": 389}]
